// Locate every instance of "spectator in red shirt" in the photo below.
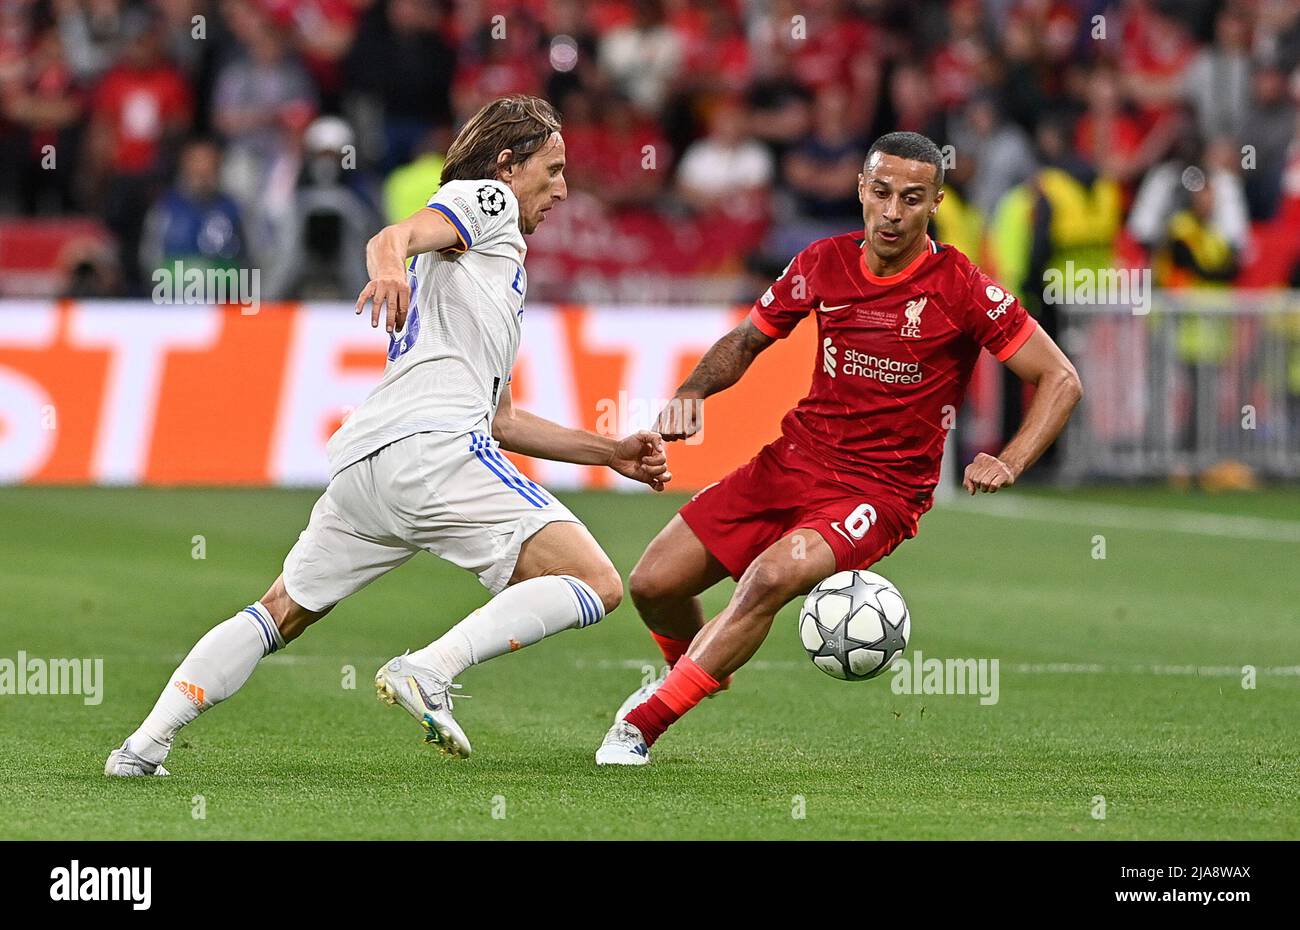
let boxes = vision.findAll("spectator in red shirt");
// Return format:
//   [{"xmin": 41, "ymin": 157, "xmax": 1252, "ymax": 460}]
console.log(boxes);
[
  {"xmin": 452, "ymin": 9, "xmax": 544, "ymax": 119},
  {"xmin": 929, "ymin": 0, "xmax": 993, "ymax": 112},
  {"xmin": 1, "ymin": 26, "xmax": 84, "ymax": 214},
  {"xmin": 680, "ymin": 3, "xmax": 750, "ymax": 95},
  {"xmin": 1076, "ymin": 61, "xmax": 1179, "ymax": 188},
  {"xmin": 1118, "ymin": 0, "xmax": 1198, "ymax": 122},
  {"xmin": 89, "ymin": 12, "xmax": 191, "ymax": 176},
  {"xmin": 566, "ymin": 91, "xmax": 670, "ymax": 210},
  {"xmin": 776, "ymin": 0, "xmax": 879, "ymax": 95},
  {"xmin": 86, "ymin": 9, "xmax": 192, "ymax": 293},
  {"xmin": 1010, "ymin": 0, "xmax": 1083, "ymax": 69}
]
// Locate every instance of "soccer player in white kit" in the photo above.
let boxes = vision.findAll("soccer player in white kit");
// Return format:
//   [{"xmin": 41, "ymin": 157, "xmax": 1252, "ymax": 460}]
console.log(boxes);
[{"xmin": 105, "ymin": 95, "xmax": 670, "ymax": 774}]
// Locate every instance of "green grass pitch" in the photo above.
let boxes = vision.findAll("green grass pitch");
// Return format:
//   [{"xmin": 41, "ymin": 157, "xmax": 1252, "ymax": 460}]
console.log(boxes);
[{"xmin": 1, "ymin": 484, "xmax": 1297, "ymax": 839}]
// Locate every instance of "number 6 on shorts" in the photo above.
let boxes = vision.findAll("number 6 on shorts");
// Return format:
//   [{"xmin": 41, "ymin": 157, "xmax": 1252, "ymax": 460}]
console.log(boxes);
[{"xmin": 843, "ymin": 503, "xmax": 877, "ymax": 540}]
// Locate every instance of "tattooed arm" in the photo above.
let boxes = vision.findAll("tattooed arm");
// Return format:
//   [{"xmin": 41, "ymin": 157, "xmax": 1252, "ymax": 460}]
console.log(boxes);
[{"xmin": 653, "ymin": 317, "xmax": 775, "ymax": 441}]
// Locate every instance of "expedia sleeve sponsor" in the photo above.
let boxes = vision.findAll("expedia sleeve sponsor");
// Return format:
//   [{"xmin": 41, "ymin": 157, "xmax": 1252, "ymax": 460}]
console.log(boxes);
[{"xmin": 963, "ymin": 265, "xmax": 1034, "ymax": 361}]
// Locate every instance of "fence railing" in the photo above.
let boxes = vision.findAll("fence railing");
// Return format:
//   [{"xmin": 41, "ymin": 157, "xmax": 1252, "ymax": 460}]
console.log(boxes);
[{"xmin": 1059, "ymin": 290, "xmax": 1300, "ymax": 481}]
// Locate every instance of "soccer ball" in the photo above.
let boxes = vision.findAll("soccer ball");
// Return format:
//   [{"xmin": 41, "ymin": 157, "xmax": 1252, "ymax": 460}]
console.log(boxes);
[{"xmin": 799, "ymin": 570, "xmax": 910, "ymax": 681}]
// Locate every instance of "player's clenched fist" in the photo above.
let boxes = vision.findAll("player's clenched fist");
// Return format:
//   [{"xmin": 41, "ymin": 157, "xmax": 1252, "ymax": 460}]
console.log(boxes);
[
  {"xmin": 653, "ymin": 393, "xmax": 704, "ymax": 442},
  {"xmin": 355, "ymin": 274, "xmax": 410, "ymax": 334},
  {"xmin": 963, "ymin": 452, "xmax": 1017, "ymax": 495},
  {"xmin": 608, "ymin": 430, "xmax": 672, "ymax": 492}
]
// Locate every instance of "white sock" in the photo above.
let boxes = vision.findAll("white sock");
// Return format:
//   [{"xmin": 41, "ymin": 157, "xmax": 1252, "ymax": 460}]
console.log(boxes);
[
  {"xmin": 125, "ymin": 602, "xmax": 283, "ymax": 764},
  {"xmin": 408, "ymin": 575, "xmax": 605, "ymax": 680}
]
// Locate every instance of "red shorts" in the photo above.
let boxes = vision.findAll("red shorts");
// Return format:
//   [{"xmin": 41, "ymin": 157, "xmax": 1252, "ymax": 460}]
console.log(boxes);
[{"xmin": 679, "ymin": 437, "xmax": 923, "ymax": 581}]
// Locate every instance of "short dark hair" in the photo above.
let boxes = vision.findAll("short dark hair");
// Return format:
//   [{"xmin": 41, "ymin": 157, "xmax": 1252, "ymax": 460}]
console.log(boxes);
[{"xmin": 864, "ymin": 131, "xmax": 945, "ymax": 188}]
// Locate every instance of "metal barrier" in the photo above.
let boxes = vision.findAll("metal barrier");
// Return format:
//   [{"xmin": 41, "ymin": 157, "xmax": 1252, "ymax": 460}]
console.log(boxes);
[{"xmin": 1059, "ymin": 290, "xmax": 1300, "ymax": 481}]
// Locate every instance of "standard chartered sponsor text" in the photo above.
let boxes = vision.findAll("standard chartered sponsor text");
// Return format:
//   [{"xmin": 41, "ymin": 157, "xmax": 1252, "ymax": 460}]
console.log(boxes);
[{"xmin": 841, "ymin": 349, "xmax": 923, "ymax": 384}]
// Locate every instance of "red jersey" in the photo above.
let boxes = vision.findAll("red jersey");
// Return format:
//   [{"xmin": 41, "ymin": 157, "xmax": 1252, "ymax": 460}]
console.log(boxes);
[
  {"xmin": 92, "ymin": 65, "xmax": 191, "ymax": 174},
  {"xmin": 748, "ymin": 233, "xmax": 1036, "ymax": 504}
]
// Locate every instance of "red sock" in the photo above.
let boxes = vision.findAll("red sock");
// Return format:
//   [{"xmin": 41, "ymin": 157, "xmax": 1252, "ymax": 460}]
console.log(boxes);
[
  {"xmin": 624, "ymin": 656, "xmax": 721, "ymax": 746},
  {"xmin": 650, "ymin": 631, "xmax": 691, "ymax": 667}
]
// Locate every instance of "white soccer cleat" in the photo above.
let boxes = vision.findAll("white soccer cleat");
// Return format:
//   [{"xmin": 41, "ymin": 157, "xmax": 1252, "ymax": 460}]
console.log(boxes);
[
  {"xmin": 104, "ymin": 741, "xmax": 171, "ymax": 777},
  {"xmin": 596, "ymin": 720, "xmax": 651, "ymax": 766},
  {"xmin": 614, "ymin": 669, "xmax": 667, "ymax": 724},
  {"xmin": 375, "ymin": 653, "xmax": 471, "ymax": 758}
]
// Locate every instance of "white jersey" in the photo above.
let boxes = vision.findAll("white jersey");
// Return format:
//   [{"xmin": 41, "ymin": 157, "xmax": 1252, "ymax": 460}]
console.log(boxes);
[{"xmin": 327, "ymin": 178, "xmax": 528, "ymax": 477}]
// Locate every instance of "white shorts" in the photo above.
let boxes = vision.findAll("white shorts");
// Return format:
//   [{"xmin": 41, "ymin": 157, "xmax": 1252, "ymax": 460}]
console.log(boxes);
[{"xmin": 283, "ymin": 430, "xmax": 582, "ymax": 611}]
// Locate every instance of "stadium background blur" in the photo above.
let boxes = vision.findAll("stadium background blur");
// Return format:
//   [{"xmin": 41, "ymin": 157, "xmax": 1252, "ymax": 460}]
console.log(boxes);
[
  {"xmin": 1, "ymin": 0, "xmax": 1299, "ymax": 487},
  {"xmin": 0, "ymin": 0, "xmax": 1297, "ymax": 297}
]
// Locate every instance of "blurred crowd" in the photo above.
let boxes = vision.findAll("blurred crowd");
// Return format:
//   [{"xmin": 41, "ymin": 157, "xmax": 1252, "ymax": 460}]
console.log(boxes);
[{"xmin": 1, "ymin": 0, "xmax": 1298, "ymax": 301}]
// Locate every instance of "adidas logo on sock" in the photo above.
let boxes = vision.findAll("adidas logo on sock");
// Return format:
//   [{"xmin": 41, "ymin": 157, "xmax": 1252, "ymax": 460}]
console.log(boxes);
[{"xmin": 174, "ymin": 680, "xmax": 206, "ymax": 707}]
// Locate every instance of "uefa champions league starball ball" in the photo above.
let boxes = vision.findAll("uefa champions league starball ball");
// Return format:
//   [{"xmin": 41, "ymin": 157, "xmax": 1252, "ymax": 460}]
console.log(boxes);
[{"xmin": 799, "ymin": 570, "xmax": 911, "ymax": 680}]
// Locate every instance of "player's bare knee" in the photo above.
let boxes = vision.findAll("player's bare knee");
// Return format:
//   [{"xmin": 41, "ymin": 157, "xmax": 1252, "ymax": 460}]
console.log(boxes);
[
  {"xmin": 628, "ymin": 559, "xmax": 670, "ymax": 610},
  {"xmin": 258, "ymin": 579, "xmax": 291, "ymax": 624},
  {"xmin": 573, "ymin": 560, "xmax": 623, "ymax": 615},
  {"xmin": 259, "ymin": 576, "xmax": 329, "ymax": 643},
  {"xmin": 591, "ymin": 571, "xmax": 624, "ymax": 615}
]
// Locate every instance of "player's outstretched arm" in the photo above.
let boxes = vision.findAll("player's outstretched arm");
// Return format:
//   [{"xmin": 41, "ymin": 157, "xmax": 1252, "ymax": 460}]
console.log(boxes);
[
  {"xmin": 492, "ymin": 386, "xmax": 672, "ymax": 492},
  {"xmin": 355, "ymin": 208, "xmax": 462, "ymax": 334},
  {"xmin": 964, "ymin": 326, "xmax": 1083, "ymax": 494},
  {"xmin": 654, "ymin": 317, "xmax": 775, "ymax": 441}
]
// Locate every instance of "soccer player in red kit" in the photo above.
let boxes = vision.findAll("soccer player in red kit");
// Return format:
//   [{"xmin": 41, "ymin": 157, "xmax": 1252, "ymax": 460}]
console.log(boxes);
[{"xmin": 596, "ymin": 132, "xmax": 1083, "ymax": 765}]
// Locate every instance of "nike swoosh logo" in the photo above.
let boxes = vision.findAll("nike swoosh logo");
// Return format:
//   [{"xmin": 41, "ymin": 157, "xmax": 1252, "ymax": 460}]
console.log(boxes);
[
  {"xmin": 818, "ymin": 302, "xmax": 851, "ymax": 312},
  {"xmin": 412, "ymin": 677, "xmax": 443, "ymax": 710},
  {"xmin": 831, "ymin": 521, "xmax": 853, "ymax": 542}
]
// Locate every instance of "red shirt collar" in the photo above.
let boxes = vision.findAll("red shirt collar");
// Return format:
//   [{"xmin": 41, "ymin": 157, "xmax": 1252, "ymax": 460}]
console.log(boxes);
[{"xmin": 859, "ymin": 236, "xmax": 934, "ymax": 285}]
